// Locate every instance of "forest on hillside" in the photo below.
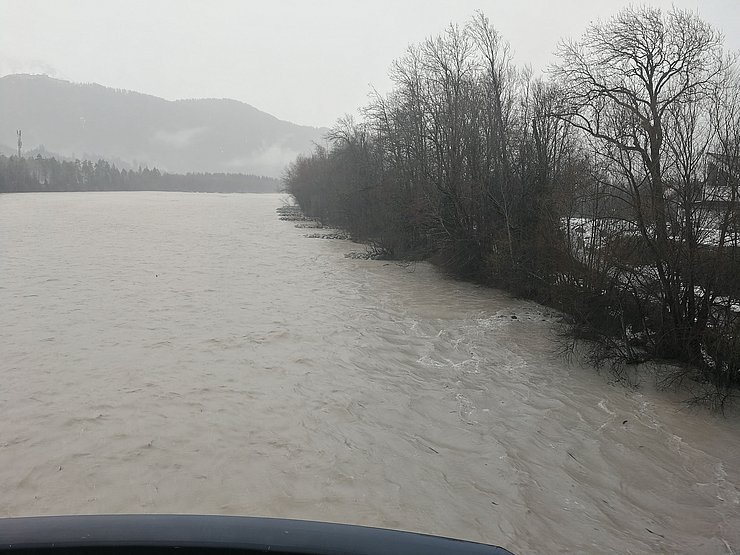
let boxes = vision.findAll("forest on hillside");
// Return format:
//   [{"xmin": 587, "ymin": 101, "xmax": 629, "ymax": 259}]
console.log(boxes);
[
  {"xmin": 0, "ymin": 154, "xmax": 279, "ymax": 193},
  {"xmin": 284, "ymin": 7, "xmax": 740, "ymax": 408}
]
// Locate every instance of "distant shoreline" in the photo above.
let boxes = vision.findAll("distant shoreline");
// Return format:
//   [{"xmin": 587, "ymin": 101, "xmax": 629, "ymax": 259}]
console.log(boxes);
[
  {"xmin": 0, "ymin": 154, "xmax": 282, "ymax": 195},
  {"xmin": 0, "ymin": 189, "xmax": 282, "ymax": 194}
]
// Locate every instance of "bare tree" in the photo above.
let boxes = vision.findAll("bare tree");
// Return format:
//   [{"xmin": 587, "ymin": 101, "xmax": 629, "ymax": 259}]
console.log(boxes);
[
  {"xmin": 553, "ymin": 6, "xmax": 730, "ymax": 362},
  {"xmin": 283, "ymin": 8, "xmax": 739, "ymax": 406}
]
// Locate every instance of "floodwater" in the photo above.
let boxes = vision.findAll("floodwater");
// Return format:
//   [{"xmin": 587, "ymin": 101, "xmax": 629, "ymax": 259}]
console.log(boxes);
[{"xmin": 1, "ymin": 192, "xmax": 738, "ymax": 554}]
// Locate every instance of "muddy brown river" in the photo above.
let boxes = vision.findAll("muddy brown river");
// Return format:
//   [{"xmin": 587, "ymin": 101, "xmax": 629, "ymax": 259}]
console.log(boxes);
[{"xmin": 1, "ymin": 192, "xmax": 738, "ymax": 554}]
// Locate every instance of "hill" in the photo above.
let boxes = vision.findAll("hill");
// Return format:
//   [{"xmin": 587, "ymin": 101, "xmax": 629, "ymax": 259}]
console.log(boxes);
[{"xmin": 0, "ymin": 74, "xmax": 326, "ymax": 177}]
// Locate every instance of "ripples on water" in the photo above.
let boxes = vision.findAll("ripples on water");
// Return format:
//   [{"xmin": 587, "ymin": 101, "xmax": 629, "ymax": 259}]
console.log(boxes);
[{"xmin": 0, "ymin": 192, "xmax": 738, "ymax": 554}]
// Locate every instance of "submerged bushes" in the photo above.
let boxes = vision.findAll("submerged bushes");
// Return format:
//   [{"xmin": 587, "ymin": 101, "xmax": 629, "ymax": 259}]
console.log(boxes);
[{"xmin": 284, "ymin": 8, "xmax": 740, "ymax": 409}]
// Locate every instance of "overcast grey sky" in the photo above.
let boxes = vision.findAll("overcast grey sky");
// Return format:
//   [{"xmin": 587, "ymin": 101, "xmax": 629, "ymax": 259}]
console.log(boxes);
[{"xmin": 1, "ymin": 0, "xmax": 738, "ymax": 128}]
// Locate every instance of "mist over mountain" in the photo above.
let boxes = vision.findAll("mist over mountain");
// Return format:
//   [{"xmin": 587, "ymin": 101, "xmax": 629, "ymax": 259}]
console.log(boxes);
[{"xmin": 0, "ymin": 74, "xmax": 327, "ymax": 177}]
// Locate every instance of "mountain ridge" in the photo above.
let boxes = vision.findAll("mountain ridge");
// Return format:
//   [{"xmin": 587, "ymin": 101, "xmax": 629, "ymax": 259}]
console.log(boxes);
[{"xmin": 0, "ymin": 74, "xmax": 326, "ymax": 177}]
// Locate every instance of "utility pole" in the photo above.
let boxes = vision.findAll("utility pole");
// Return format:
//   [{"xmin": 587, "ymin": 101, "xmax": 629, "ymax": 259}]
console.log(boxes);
[{"xmin": 16, "ymin": 129, "xmax": 22, "ymax": 158}]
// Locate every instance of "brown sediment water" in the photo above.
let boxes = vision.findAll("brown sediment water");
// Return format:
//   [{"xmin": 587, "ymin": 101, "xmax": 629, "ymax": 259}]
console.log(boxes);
[{"xmin": 0, "ymin": 192, "xmax": 738, "ymax": 554}]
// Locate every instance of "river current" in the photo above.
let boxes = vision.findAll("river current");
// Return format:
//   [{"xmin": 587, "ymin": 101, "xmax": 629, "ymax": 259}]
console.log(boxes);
[{"xmin": 1, "ymin": 192, "xmax": 738, "ymax": 554}]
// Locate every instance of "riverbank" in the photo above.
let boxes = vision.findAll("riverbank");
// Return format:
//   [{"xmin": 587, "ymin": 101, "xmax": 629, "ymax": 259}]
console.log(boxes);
[
  {"xmin": 0, "ymin": 154, "xmax": 280, "ymax": 193},
  {"xmin": 277, "ymin": 200, "xmax": 738, "ymax": 411}
]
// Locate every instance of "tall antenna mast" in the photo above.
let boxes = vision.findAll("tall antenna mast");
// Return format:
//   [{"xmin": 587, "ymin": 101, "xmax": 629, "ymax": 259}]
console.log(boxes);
[{"xmin": 16, "ymin": 129, "xmax": 22, "ymax": 158}]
